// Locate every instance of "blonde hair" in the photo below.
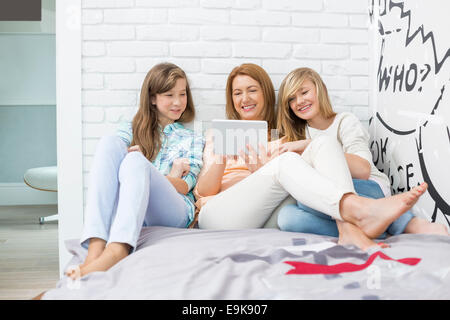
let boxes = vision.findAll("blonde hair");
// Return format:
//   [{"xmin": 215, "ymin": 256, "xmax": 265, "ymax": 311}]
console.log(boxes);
[
  {"xmin": 225, "ymin": 63, "xmax": 276, "ymax": 133},
  {"xmin": 131, "ymin": 62, "xmax": 195, "ymax": 161},
  {"xmin": 276, "ymin": 67, "xmax": 336, "ymax": 142}
]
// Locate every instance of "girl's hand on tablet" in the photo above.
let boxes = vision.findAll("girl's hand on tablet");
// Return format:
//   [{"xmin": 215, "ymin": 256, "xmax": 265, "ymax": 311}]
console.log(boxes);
[
  {"xmin": 279, "ymin": 139, "xmax": 311, "ymax": 155},
  {"xmin": 239, "ymin": 143, "xmax": 271, "ymax": 173}
]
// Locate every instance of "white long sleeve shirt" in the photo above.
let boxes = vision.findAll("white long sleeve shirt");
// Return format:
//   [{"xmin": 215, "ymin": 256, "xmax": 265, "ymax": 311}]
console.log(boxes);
[{"xmin": 306, "ymin": 112, "xmax": 391, "ymax": 197}]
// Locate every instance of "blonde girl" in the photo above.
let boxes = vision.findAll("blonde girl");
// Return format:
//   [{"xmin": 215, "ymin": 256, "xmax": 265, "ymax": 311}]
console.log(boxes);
[{"xmin": 276, "ymin": 67, "xmax": 447, "ymax": 247}]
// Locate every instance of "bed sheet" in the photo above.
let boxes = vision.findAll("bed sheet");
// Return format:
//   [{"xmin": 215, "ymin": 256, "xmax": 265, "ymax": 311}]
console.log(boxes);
[{"xmin": 42, "ymin": 226, "xmax": 450, "ymax": 300}]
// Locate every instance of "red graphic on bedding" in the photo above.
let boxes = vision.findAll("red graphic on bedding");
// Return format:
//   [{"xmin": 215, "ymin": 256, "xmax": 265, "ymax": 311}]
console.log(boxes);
[{"xmin": 285, "ymin": 251, "xmax": 421, "ymax": 275}]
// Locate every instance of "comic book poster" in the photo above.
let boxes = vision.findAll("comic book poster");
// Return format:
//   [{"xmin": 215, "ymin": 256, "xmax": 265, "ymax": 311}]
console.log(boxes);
[{"xmin": 369, "ymin": 0, "xmax": 450, "ymax": 228}]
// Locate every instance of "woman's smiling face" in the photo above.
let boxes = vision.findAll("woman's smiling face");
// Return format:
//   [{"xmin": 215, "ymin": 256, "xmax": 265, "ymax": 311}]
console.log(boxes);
[
  {"xmin": 288, "ymin": 79, "xmax": 321, "ymax": 122},
  {"xmin": 231, "ymin": 75, "xmax": 265, "ymax": 121}
]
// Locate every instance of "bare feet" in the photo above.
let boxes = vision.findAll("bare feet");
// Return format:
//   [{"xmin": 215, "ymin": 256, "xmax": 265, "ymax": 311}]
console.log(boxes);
[
  {"xmin": 67, "ymin": 242, "xmax": 130, "ymax": 280},
  {"xmin": 66, "ymin": 264, "xmax": 81, "ymax": 281},
  {"xmin": 404, "ymin": 217, "xmax": 449, "ymax": 236},
  {"xmin": 341, "ymin": 182, "xmax": 428, "ymax": 239},
  {"xmin": 337, "ymin": 220, "xmax": 389, "ymax": 251},
  {"xmin": 65, "ymin": 238, "xmax": 106, "ymax": 279}
]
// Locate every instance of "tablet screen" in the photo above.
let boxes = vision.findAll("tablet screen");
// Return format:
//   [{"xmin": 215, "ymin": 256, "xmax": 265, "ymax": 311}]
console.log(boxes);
[{"xmin": 211, "ymin": 119, "xmax": 268, "ymax": 155}]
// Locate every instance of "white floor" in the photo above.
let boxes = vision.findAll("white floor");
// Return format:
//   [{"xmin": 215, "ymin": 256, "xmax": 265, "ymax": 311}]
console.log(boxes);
[{"xmin": 0, "ymin": 205, "xmax": 59, "ymax": 300}]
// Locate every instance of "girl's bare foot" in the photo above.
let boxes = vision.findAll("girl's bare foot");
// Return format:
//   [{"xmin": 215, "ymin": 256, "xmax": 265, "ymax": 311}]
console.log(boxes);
[
  {"xmin": 337, "ymin": 221, "xmax": 389, "ymax": 251},
  {"xmin": 66, "ymin": 264, "xmax": 81, "ymax": 281},
  {"xmin": 341, "ymin": 183, "xmax": 428, "ymax": 239},
  {"xmin": 84, "ymin": 238, "xmax": 107, "ymax": 264},
  {"xmin": 72, "ymin": 242, "xmax": 131, "ymax": 279},
  {"xmin": 65, "ymin": 238, "xmax": 106, "ymax": 279},
  {"xmin": 404, "ymin": 217, "xmax": 449, "ymax": 236}
]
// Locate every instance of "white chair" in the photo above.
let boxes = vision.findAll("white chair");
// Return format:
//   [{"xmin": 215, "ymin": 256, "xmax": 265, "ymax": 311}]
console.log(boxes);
[{"xmin": 23, "ymin": 166, "xmax": 58, "ymax": 224}]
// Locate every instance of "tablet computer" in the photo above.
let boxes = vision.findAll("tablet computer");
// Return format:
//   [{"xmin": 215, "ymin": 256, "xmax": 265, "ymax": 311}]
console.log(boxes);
[{"xmin": 211, "ymin": 119, "xmax": 268, "ymax": 155}]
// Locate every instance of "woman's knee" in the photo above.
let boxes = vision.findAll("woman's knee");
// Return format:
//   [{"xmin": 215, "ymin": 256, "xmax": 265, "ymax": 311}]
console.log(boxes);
[
  {"xmin": 279, "ymin": 151, "xmax": 301, "ymax": 161},
  {"xmin": 265, "ymin": 151, "xmax": 306, "ymax": 181},
  {"xmin": 275, "ymin": 151, "xmax": 303, "ymax": 169}
]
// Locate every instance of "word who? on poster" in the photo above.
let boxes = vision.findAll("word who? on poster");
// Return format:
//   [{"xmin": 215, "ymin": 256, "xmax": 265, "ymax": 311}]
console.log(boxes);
[{"xmin": 378, "ymin": 61, "xmax": 432, "ymax": 93}]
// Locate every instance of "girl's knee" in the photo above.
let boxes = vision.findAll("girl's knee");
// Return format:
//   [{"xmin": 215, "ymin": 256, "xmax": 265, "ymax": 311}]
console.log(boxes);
[
  {"xmin": 121, "ymin": 151, "xmax": 148, "ymax": 167},
  {"xmin": 353, "ymin": 179, "xmax": 385, "ymax": 199},
  {"xmin": 119, "ymin": 151, "xmax": 152, "ymax": 178},
  {"xmin": 98, "ymin": 135, "xmax": 127, "ymax": 154},
  {"xmin": 277, "ymin": 204, "xmax": 303, "ymax": 231}
]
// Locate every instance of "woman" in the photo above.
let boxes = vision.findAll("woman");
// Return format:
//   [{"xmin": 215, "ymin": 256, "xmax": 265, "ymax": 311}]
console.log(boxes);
[
  {"xmin": 194, "ymin": 63, "xmax": 428, "ymax": 245},
  {"xmin": 275, "ymin": 67, "xmax": 448, "ymax": 245},
  {"xmin": 67, "ymin": 62, "xmax": 204, "ymax": 280}
]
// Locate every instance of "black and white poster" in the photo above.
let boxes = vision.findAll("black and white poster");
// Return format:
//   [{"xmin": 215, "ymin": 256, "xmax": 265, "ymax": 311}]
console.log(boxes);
[{"xmin": 369, "ymin": 0, "xmax": 450, "ymax": 227}]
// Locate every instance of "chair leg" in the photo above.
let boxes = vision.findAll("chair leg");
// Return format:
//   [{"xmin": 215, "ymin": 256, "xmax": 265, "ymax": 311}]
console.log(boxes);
[{"xmin": 39, "ymin": 214, "xmax": 59, "ymax": 224}]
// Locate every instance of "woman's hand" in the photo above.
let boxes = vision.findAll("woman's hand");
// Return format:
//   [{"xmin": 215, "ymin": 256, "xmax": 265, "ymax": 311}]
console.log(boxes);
[
  {"xmin": 203, "ymin": 133, "xmax": 228, "ymax": 165},
  {"xmin": 239, "ymin": 143, "xmax": 271, "ymax": 173},
  {"xmin": 128, "ymin": 145, "xmax": 142, "ymax": 153},
  {"xmin": 279, "ymin": 139, "xmax": 311, "ymax": 155},
  {"xmin": 168, "ymin": 158, "xmax": 190, "ymax": 179}
]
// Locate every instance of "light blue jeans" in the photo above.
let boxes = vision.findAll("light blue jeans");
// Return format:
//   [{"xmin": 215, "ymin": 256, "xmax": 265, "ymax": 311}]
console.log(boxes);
[
  {"xmin": 277, "ymin": 179, "xmax": 414, "ymax": 239},
  {"xmin": 80, "ymin": 135, "xmax": 190, "ymax": 252}
]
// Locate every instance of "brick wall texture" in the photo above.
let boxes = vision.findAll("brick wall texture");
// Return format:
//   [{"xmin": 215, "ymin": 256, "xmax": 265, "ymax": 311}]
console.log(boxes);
[{"xmin": 81, "ymin": 0, "xmax": 370, "ymax": 192}]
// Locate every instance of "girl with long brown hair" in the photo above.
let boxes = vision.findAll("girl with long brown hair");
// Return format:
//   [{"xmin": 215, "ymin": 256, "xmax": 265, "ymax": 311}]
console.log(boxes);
[{"xmin": 66, "ymin": 63, "xmax": 204, "ymax": 280}]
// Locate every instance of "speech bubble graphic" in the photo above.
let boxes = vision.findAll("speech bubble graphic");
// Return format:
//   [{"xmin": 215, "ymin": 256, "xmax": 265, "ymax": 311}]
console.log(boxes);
[{"xmin": 369, "ymin": 0, "xmax": 450, "ymax": 227}]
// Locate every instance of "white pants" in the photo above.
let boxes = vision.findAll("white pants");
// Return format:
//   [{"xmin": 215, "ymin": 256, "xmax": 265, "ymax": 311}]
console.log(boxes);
[{"xmin": 198, "ymin": 135, "xmax": 355, "ymax": 229}]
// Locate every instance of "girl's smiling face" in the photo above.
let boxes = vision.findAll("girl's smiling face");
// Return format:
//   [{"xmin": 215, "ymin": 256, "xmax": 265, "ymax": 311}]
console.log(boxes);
[
  {"xmin": 152, "ymin": 77, "xmax": 187, "ymax": 127},
  {"xmin": 231, "ymin": 75, "xmax": 265, "ymax": 121},
  {"xmin": 288, "ymin": 79, "xmax": 321, "ymax": 122}
]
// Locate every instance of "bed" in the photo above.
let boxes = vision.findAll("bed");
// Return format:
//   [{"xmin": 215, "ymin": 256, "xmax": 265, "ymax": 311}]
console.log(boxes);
[{"xmin": 41, "ymin": 225, "xmax": 450, "ymax": 300}]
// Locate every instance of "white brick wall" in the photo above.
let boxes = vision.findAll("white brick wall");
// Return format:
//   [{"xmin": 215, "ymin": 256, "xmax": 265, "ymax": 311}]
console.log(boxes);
[{"xmin": 81, "ymin": 0, "xmax": 370, "ymax": 192}]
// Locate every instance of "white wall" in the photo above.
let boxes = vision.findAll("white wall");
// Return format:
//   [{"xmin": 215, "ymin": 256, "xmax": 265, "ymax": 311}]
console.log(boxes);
[{"xmin": 80, "ymin": 0, "xmax": 371, "ymax": 194}]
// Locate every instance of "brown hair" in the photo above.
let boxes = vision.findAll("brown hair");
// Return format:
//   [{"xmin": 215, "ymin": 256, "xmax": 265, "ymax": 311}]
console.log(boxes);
[
  {"xmin": 131, "ymin": 62, "xmax": 195, "ymax": 161},
  {"xmin": 225, "ymin": 63, "xmax": 276, "ymax": 133},
  {"xmin": 276, "ymin": 67, "xmax": 336, "ymax": 142}
]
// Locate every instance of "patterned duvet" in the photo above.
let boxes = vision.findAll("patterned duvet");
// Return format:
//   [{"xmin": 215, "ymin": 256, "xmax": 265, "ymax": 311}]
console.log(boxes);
[{"xmin": 42, "ymin": 226, "xmax": 450, "ymax": 300}]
